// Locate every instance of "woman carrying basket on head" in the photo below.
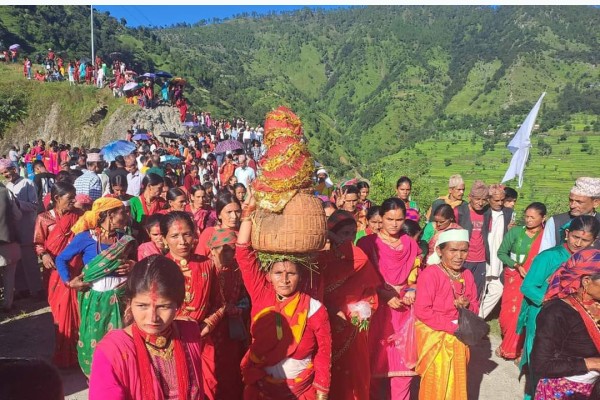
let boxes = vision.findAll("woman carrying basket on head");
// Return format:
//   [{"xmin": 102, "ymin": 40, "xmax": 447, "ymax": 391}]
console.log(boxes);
[{"xmin": 235, "ymin": 193, "xmax": 332, "ymax": 400}]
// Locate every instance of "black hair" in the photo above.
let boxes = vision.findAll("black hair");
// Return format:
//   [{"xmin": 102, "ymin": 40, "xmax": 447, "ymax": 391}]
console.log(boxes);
[
  {"xmin": 433, "ymin": 204, "xmax": 456, "ymax": 222},
  {"xmin": 163, "ymin": 176, "xmax": 175, "ymax": 189},
  {"xmin": 166, "ymin": 187, "xmax": 186, "ymax": 204},
  {"xmin": 356, "ymin": 181, "xmax": 370, "ymax": 191},
  {"xmin": 216, "ymin": 192, "xmax": 241, "ymax": 221},
  {"xmin": 233, "ymin": 183, "xmax": 247, "ymax": 192},
  {"xmin": 525, "ymin": 202, "xmax": 547, "ymax": 217},
  {"xmin": 203, "ymin": 181, "xmax": 214, "ymax": 192},
  {"xmin": 396, "ymin": 176, "xmax": 412, "ymax": 188},
  {"xmin": 0, "ymin": 358, "xmax": 63, "ymax": 400},
  {"xmin": 569, "ymin": 215, "xmax": 600, "ymax": 239},
  {"xmin": 125, "ymin": 255, "xmax": 185, "ymax": 308},
  {"xmin": 190, "ymin": 184, "xmax": 206, "ymax": 197},
  {"xmin": 55, "ymin": 170, "xmax": 73, "ymax": 183},
  {"xmin": 48, "ymin": 181, "xmax": 75, "ymax": 209},
  {"xmin": 401, "ymin": 219, "xmax": 422, "ymax": 239},
  {"xmin": 342, "ymin": 185, "xmax": 359, "ymax": 195},
  {"xmin": 141, "ymin": 173, "xmax": 163, "ymax": 192},
  {"xmin": 366, "ymin": 205, "xmax": 381, "ymax": 221},
  {"xmin": 504, "ymin": 187, "xmax": 518, "ymax": 200},
  {"xmin": 379, "ymin": 197, "xmax": 406, "ymax": 217},
  {"xmin": 32, "ymin": 159, "xmax": 45, "ymax": 169},
  {"xmin": 160, "ymin": 211, "xmax": 196, "ymax": 237},
  {"xmin": 322, "ymin": 201, "xmax": 337, "ymax": 210},
  {"xmin": 110, "ymin": 174, "xmax": 128, "ymax": 190},
  {"xmin": 143, "ymin": 214, "xmax": 163, "ymax": 231}
]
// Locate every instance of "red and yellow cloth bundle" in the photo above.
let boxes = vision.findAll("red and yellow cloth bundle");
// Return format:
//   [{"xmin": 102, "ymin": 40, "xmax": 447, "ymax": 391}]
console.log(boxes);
[{"xmin": 253, "ymin": 106, "xmax": 315, "ymax": 212}]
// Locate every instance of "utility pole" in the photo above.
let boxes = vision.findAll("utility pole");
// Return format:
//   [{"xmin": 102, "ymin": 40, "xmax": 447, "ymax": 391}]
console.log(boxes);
[{"xmin": 90, "ymin": 5, "xmax": 94, "ymax": 66}]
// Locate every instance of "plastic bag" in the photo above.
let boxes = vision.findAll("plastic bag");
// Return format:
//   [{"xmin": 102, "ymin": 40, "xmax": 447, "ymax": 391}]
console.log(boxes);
[
  {"xmin": 387, "ymin": 306, "xmax": 417, "ymax": 369},
  {"xmin": 454, "ymin": 307, "xmax": 489, "ymax": 346}
]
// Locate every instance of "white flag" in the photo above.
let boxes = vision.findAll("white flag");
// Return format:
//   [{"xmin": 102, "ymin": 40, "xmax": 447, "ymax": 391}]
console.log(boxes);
[{"xmin": 501, "ymin": 92, "xmax": 546, "ymax": 188}]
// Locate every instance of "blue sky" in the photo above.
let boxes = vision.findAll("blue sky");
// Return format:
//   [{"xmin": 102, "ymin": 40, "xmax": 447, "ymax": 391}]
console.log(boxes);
[{"xmin": 94, "ymin": 5, "xmax": 346, "ymax": 28}]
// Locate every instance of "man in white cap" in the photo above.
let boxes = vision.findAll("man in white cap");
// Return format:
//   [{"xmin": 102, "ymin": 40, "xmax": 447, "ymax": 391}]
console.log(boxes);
[
  {"xmin": 426, "ymin": 174, "xmax": 469, "ymax": 222},
  {"xmin": 0, "ymin": 158, "xmax": 40, "ymax": 300},
  {"xmin": 315, "ymin": 168, "xmax": 334, "ymax": 197},
  {"xmin": 74, "ymin": 150, "xmax": 104, "ymax": 201},
  {"xmin": 539, "ymin": 177, "xmax": 600, "ymax": 252}
]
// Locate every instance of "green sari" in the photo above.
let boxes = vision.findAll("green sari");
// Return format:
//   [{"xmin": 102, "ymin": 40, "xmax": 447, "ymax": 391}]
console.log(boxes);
[
  {"xmin": 516, "ymin": 244, "xmax": 570, "ymax": 400},
  {"xmin": 77, "ymin": 235, "xmax": 136, "ymax": 376}
]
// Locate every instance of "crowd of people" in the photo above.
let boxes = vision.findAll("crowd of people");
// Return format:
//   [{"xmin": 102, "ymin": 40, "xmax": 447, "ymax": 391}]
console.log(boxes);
[{"xmin": 1, "ymin": 113, "xmax": 600, "ymax": 400}]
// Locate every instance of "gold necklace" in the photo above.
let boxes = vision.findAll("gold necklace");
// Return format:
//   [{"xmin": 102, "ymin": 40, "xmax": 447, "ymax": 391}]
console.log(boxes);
[
  {"xmin": 440, "ymin": 262, "xmax": 462, "ymax": 280},
  {"xmin": 379, "ymin": 231, "xmax": 401, "ymax": 244}
]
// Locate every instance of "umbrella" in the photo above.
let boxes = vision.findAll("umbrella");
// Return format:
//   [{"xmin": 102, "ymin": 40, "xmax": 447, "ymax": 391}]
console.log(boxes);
[
  {"xmin": 159, "ymin": 131, "xmax": 179, "ymax": 139},
  {"xmin": 160, "ymin": 155, "xmax": 182, "ymax": 165},
  {"xmin": 215, "ymin": 139, "xmax": 243, "ymax": 153},
  {"xmin": 140, "ymin": 72, "xmax": 156, "ymax": 80},
  {"xmin": 9, "ymin": 44, "xmax": 20, "ymax": 50},
  {"xmin": 132, "ymin": 133, "xmax": 151, "ymax": 141},
  {"xmin": 123, "ymin": 82, "xmax": 140, "ymax": 92},
  {"xmin": 100, "ymin": 140, "xmax": 137, "ymax": 162},
  {"xmin": 190, "ymin": 126, "xmax": 202, "ymax": 134},
  {"xmin": 182, "ymin": 121, "xmax": 199, "ymax": 127},
  {"xmin": 79, "ymin": 57, "xmax": 91, "ymax": 64},
  {"xmin": 171, "ymin": 77, "xmax": 186, "ymax": 85},
  {"xmin": 155, "ymin": 71, "xmax": 172, "ymax": 78},
  {"xmin": 125, "ymin": 70, "xmax": 138, "ymax": 75},
  {"xmin": 109, "ymin": 51, "xmax": 122, "ymax": 59}
]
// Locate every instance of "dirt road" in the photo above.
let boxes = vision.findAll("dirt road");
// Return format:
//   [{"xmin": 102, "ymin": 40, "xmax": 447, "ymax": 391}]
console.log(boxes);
[{"xmin": 0, "ymin": 298, "xmax": 525, "ymax": 399}]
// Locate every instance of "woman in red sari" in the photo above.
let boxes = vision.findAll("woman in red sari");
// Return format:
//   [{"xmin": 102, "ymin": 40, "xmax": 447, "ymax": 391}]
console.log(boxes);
[
  {"xmin": 195, "ymin": 192, "xmax": 240, "ymax": 257},
  {"xmin": 318, "ymin": 210, "xmax": 380, "ymax": 400},
  {"xmin": 161, "ymin": 211, "xmax": 226, "ymax": 398},
  {"xmin": 188, "ymin": 185, "xmax": 217, "ymax": 237},
  {"xmin": 33, "ymin": 182, "xmax": 82, "ymax": 367},
  {"xmin": 236, "ymin": 199, "xmax": 332, "ymax": 400},
  {"xmin": 356, "ymin": 198, "xmax": 421, "ymax": 400},
  {"xmin": 496, "ymin": 202, "xmax": 546, "ymax": 360},
  {"xmin": 202, "ymin": 228, "xmax": 248, "ymax": 399}
]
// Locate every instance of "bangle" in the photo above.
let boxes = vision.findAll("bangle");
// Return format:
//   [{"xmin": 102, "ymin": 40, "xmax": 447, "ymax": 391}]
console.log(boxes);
[
  {"xmin": 315, "ymin": 392, "xmax": 328, "ymax": 400},
  {"xmin": 241, "ymin": 216, "xmax": 252, "ymax": 223},
  {"xmin": 241, "ymin": 209, "xmax": 255, "ymax": 219}
]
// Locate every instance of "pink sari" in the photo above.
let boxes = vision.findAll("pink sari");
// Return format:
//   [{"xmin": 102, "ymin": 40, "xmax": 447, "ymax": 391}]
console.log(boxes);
[{"xmin": 357, "ymin": 234, "xmax": 420, "ymax": 399}]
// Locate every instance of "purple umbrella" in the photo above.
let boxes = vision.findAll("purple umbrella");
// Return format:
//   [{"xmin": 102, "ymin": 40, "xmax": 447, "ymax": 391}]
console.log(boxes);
[
  {"xmin": 182, "ymin": 121, "xmax": 199, "ymax": 127},
  {"xmin": 215, "ymin": 139, "xmax": 243, "ymax": 153},
  {"xmin": 132, "ymin": 133, "xmax": 151, "ymax": 141},
  {"xmin": 9, "ymin": 44, "xmax": 20, "ymax": 50}
]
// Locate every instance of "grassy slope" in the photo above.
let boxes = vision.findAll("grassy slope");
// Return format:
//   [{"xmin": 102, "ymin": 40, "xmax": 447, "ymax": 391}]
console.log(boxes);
[
  {"xmin": 376, "ymin": 123, "xmax": 600, "ymax": 219},
  {"xmin": 0, "ymin": 63, "xmax": 133, "ymax": 149}
]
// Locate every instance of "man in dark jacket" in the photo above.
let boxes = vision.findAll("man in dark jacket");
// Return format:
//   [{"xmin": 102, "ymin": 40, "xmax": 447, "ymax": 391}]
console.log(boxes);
[
  {"xmin": 32, "ymin": 160, "xmax": 56, "ymax": 213},
  {"xmin": 0, "ymin": 182, "xmax": 22, "ymax": 312},
  {"xmin": 479, "ymin": 184, "xmax": 513, "ymax": 318}
]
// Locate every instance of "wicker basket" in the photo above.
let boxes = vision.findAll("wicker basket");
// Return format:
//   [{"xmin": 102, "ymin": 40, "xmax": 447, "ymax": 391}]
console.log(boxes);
[{"xmin": 252, "ymin": 191, "xmax": 327, "ymax": 253}]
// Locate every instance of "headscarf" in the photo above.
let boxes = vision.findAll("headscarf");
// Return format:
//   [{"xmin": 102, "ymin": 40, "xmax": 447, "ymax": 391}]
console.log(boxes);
[
  {"xmin": 327, "ymin": 209, "xmax": 355, "ymax": 232},
  {"xmin": 570, "ymin": 177, "xmax": 600, "ymax": 199},
  {"xmin": 207, "ymin": 228, "xmax": 237, "ymax": 249},
  {"xmin": 544, "ymin": 249, "xmax": 600, "ymax": 301},
  {"xmin": 428, "ymin": 228, "xmax": 470, "ymax": 265},
  {"xmin": 71, "ymin": 197, "xmax": 124, "ymax": 234},
  {"xmin": 75, "ymin": 194, "xmax": 93, "ymax": 206}
]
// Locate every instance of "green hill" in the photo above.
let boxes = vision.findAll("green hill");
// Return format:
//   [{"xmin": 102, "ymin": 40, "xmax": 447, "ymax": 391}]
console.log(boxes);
[{"xmin": 1, "ymin": 5, "xmax": 599, "ymax": 217}]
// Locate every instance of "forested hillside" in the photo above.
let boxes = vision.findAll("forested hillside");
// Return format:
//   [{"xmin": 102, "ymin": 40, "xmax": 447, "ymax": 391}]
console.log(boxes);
[{"xmin": 1, "ymin": 5, "xmax": 599, "ymax": 179}]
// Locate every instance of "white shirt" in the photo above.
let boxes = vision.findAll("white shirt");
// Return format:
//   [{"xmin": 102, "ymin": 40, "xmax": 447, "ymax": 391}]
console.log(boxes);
[{"xmin": 234, "ymin": 166, "xmax": 256, "ymax": 188}]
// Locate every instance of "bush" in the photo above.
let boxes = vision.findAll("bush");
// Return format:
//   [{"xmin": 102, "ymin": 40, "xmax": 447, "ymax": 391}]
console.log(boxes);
[{"xmin": 444, "ymin": 158, "xmax": 452, "ymax": 166}]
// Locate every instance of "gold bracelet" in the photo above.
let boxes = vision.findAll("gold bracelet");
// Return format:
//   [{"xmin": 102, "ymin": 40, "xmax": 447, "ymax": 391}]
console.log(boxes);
[
  {"xmin": 315, "ymin": 392, "xmax": 328, "ymax": 400},
  {"xmin": 240, "ymin": 216, "xmax": 252, "ymax": 222}
]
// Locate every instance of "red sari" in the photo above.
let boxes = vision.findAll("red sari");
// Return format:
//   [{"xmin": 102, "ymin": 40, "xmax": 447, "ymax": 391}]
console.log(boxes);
[
  {"xmin": 166, "ymin": 252, "xmax": 227, "ymax": 400},
  {"xmin": 317, "ymin": 241, "xmax": 380, "ymax": 400},
  {"xmin": 33, "ymin": 209, "xmax": 83, "ymax": 368},
  {"xmin": 498, "ymin": 229, "xmax": 544, "ymax": 359},
  {"xmin": 236, "ymin": 244, "xmax": 332, "ymax": 400},
  {"xmin": 202, "ymin": 260, "xmax": 247, "ymax": 400}
]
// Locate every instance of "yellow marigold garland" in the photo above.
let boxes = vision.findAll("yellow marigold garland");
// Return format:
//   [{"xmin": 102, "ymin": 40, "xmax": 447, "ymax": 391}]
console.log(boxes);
[{"xmin": 263, "ymin": 128, "xmax": 301, "ymax": 147}]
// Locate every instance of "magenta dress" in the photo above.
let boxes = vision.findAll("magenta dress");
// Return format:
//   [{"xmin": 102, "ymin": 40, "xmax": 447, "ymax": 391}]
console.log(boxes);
[
  {"xmin": 89, "ymin": 320, "xmax": 204, "ymax": 400},
  {"xmin": 357, "ymin": 233, "xmax": 420, "ymax": 400}
]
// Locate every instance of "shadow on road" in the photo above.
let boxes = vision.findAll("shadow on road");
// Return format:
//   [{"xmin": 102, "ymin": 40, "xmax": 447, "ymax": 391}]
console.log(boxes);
[{"xmin": 468, "ymin": 337, "xmax": 498, "ymax": 400}]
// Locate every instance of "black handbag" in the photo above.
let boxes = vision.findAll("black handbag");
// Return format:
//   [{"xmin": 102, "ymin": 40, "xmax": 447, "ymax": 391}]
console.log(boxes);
[
  {"xmin": 445, "ymin": 266, "xmax": 489, "ymax": 346},
  {"xmin": 454, "ymin": 307, "xmax": 489, "ymax": 346}
]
